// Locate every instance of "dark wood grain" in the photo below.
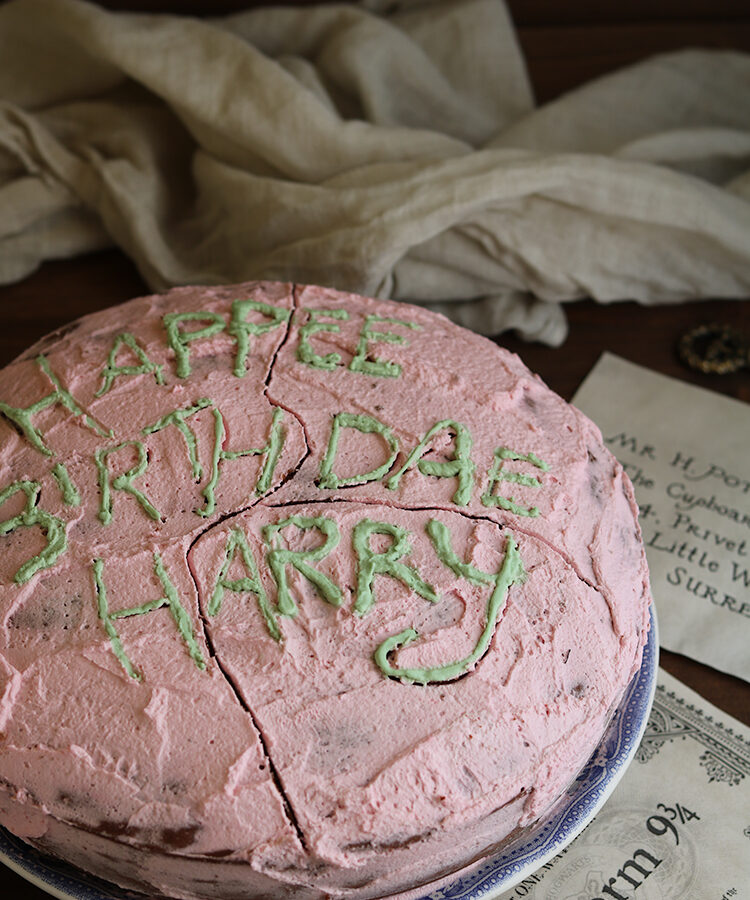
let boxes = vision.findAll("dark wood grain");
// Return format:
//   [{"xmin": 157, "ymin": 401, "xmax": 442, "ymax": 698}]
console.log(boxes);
[
  {"xmin": 1, "ymin": 2, "xmax": 748, "ymax": 898},
  {"xmin": 58, "ymin": 0, "xmax": 750, "ymax": 21},
  {"xmin": 517, "ymin": 21, "xmax": 750, "ymax": 102}
]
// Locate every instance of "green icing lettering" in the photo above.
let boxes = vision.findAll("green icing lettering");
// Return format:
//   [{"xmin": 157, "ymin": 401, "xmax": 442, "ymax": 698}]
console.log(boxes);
[
  {"xmin": 143, "ymin": 399, "xmax": 212, "ymax": 482},
  {"xmin": 318, "ymin": 412, "xmax": 398, "ymax": 489},
  {"xmin": 93, "ymin": 558, "xmax": 139, "ymax": 680},
  {"xmin": 94, "ymin": 553, "xmax": 205, "ymax": 681},
  {"xmin": 95, "ymin": 332, "xmax": 165, "ymax": 397},
  {"xmin": 374, "ymin": 525, "xmax": 525, "ymax": 684},
  {"xmin": 199, "ymin": 406, "xmax": 226, "ymax": 517},
  {"xmin": 199, "ymin": 406, "xmax": 286, "ymax": 517},
  {"xmin": 386, "ymin": 419, "xmax": 475, "ymax": 505},
  {"xmin": 51, "ymin": 463, "xmax": 80, "ymax": 507},
  {"xmin": 424, "ymin": 518, "xmax": 493, "ymax": 586},
  {"xmin": 0, "ymin": 355, "xmax": 111, "ymax": 457},
  {"xmin": 254, "ymin": 408, "xmax": 286, "ymax": 495},
  {"xmin": 163, "ymin": 311, "xmax": 225, "ymax": 379},
  {"xmin": 230, "ymin": 299, "xmax": 291, "ymax": 378},
  {"xmin": 352, "ymin": 519, "xmax": 437, "ymax": 616},
  {"xmin": 481, "ymin": 447, "xmax": 550, "ymax": 517},
  {"xmin": 349, "ymin": 315, "xmax": 419, "ymax": 378},
  {"xmin": 0, "ymin": 480, "xmax": 67, "ymax": 584},
  {"xmin": 263, "ymin": 515, "xmax": 342, "ymax": 617},
  {"xmin": 152, "ymin": 552, "xmax": 205, "ymax": 670},
  {"xmin": 144, "ymin": 400, "xmax": 286, "ymax": 516},
  {"xmin": 208, "ymin": 527, "xmax": 280, "ymax": 639},
  {"xmin": 95, "ymin": 441, "xmax": 162, "ymax": 525},
  {"xmin": 297, "ymin": 308, "xmax": 349, "ymax": 371}
]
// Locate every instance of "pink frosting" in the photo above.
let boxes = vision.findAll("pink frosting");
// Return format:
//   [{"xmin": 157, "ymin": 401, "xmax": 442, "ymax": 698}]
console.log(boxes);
[{"xmin": 0, "ymin": 282, "xmax": 651, "ymax": 899}]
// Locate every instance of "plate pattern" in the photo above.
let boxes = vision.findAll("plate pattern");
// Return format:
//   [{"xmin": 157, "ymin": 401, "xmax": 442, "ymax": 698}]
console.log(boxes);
[{"xmin": 0, "ymin": 609, "xmax": 658, "ymax": 900}]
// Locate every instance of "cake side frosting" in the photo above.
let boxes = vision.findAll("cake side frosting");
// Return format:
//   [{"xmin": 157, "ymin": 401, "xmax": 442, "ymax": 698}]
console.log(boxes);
[{"xmin": 0, "ymin": 281, "xmax": 651, "ymax": 899}]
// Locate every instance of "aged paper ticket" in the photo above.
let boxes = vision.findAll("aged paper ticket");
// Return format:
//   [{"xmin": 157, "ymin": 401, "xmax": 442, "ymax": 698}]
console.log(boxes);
[
  {"xmin": 573, "ymin": 353, "xmax": 750, "ymax": 681},
  {"xmin": 495, "ymin": 669, "xmax": 750, "ymax": 900}
]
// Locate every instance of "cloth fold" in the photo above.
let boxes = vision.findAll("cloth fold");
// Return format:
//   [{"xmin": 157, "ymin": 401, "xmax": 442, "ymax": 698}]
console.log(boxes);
[{"xmin": 1, "ymin": 0, "xmax": 749, "ymax": 343}]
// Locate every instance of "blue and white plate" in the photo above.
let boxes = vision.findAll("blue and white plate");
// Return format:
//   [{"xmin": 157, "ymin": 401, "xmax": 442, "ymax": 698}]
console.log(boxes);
[{"xmin": 0, "ymin": 607, "xmax": 658, "ymax": 900}]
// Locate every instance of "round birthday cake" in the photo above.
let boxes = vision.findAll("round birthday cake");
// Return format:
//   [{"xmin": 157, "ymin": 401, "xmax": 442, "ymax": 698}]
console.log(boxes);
[{"xmin": 0, "ymin": 282, "xmax": 651, "ymax": 899}]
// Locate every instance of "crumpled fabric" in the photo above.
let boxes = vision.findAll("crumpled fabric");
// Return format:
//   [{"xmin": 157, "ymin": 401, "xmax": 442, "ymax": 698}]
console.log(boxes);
[{"xmin": 1, "ymin": 0, "xmax": 749, "ymax": 344}]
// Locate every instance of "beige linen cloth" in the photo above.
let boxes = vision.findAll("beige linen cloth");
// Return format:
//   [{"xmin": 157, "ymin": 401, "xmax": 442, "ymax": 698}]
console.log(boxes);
[{"xmin": 1, "ymin": 0, "xmax": 749, "ymax": 344}]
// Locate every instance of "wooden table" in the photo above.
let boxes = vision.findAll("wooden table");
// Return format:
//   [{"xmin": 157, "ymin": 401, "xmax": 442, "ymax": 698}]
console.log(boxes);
[{"xmin": 1, "ymin": 1, "xmax": 749, "ymax": 897}]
